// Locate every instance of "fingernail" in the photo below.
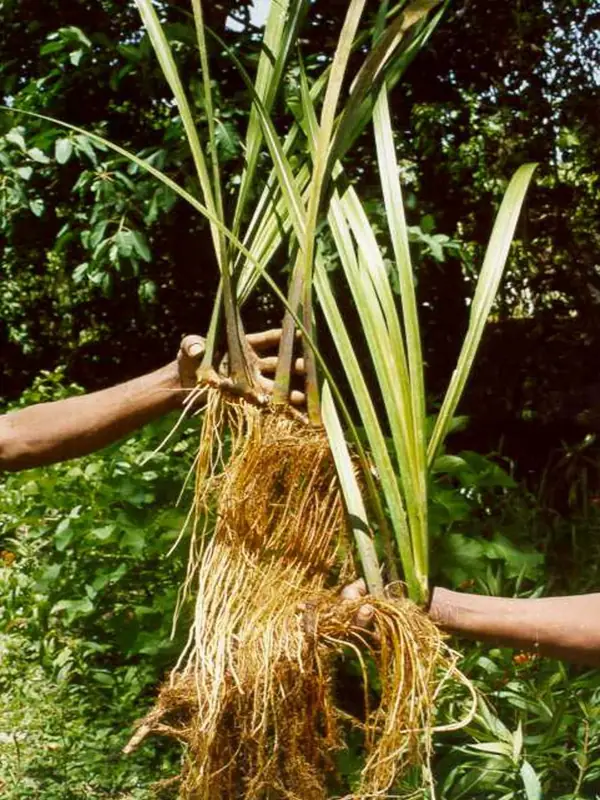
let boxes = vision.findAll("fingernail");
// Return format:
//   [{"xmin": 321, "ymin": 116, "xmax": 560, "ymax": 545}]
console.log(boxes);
[{"xmin": 189, "ymin": 343, "xmax": 203, "ymax": 357}]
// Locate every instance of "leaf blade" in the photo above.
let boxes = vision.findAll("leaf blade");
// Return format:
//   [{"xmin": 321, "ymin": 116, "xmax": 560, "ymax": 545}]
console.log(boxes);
[{"xmin": 428, "ymin": 163, "xmax": 538, "ymax": 465}]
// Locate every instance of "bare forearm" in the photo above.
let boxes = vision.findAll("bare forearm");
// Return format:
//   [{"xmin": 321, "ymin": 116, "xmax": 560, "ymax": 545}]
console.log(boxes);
[
  {"xmin": 430, "ymin": 587, "xmax": 600, "ymax": 666},
  {"xmin": 0, "ymin": 362, "xmax": 184, "ymax": 471}
]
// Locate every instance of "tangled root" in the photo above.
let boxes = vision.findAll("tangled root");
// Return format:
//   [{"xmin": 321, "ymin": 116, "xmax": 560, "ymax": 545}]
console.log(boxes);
[
  {"xmin": 139, "ymin": 586, "xmax": 467, "ymax": 798},
  {"xmin": 128, "ymin": 390, "xmax": 474, "ymax": 798},
  {"xmin": 191, "ymin": 388, "xmax": 347, "ymax": 573}
]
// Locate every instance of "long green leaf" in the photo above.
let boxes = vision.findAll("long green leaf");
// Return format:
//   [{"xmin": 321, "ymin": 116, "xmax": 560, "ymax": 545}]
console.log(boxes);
[
  {"xmin": 315, "ymin": 240, "xmax": 420, "ymax": 599},
  {"xmin": 232, "ymin": 0, "xmax": 306, "ymax": 239},
  {"xmin": 427, "ymin": 163, "xmax": 538, "ymax": 465},
  {"xmin": 190, "ymin": 0, "xmax": 246, "ymax": 380},
  {"xmin": 327, "ymin": 189, "xmax": 426, "ymax": 599},
  {"xmin": 321, "ymin": 382, "xmax": 384, "ymax": 597},
  {"xmin": 190, "ymin": 0, "xmax": 223, "ymax": 226},
  {"xmin": 297, "ymin": 65, "xmax": 425, "ymax": 597},
  {"xmin": 328, "ymin": 0, "xmax": 440, "ymax": 170},
  {"xmin": 206, "ymin": 27, "xmax": 307, "ymax": 247},
  {"xmin": 297, "ymin": 0, "xmax": 367, "ymax": 421},
  {"xmin": 373, "ymin": 86, "xmax": 428, "ymax": 585},
  {"xmin": 237, "ymin": 164, "xmax": 311, "ymax": 304},
  {"xmin": 134, "ymin": 0, "xmax": 222, "ymax": 264}
]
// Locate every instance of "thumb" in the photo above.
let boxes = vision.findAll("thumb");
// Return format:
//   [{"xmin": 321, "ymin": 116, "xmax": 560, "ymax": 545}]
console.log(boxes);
[{"xmin": 180, "ymin": 335, "xmax": 205, "ymax": 359}]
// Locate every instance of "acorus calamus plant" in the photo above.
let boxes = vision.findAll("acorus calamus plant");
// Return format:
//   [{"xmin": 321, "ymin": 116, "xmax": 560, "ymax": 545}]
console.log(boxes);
[{"xmin": 1, "ymin": 0, "xmax": 537, "ymax": 796}]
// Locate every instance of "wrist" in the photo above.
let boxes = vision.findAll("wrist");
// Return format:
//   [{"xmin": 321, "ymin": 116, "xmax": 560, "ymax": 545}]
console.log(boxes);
[
  {"xmin": 161, "ymin": 361, "xmax": 187, "ymax": 409},
  {"xmin": 429, "ymin": 587, "xmax": 509, "ymax": 641},
  {"xmin": 429, "ymin": 587, "xmax": 462, "ymax": 630}
]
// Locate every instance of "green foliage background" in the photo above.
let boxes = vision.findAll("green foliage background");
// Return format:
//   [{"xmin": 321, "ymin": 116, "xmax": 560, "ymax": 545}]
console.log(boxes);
[
  {"xmin": 1, "ymin": 0, "xmax": 598, "ymax": 435},
  {"xmin": 0, "ymin": 371, "xmax": 196, "ymax": 797}
]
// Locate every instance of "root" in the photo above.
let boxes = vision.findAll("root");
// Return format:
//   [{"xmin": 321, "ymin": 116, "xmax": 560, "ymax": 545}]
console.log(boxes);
[
  {"xmin": 134, "ymin": 584, "xmax": 470, "ymax": 799},
  {"xmin": 128, "ymin": 389, "xmax": 475, "ymax": 798}
]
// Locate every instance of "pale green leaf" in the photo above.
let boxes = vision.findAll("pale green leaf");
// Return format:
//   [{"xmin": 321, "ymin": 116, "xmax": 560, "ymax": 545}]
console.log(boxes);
[
  {"xmin": 373, "ymin": 86, "xmax": 428, "ymax": 581},
  {"xmin": 512, "ymin": 721, "xmax": 523, "ymax": 763},
  {"xmin": 428, "ymin": 163, "xmax": 537, "ymax": 465},
  {"xmin": 91, "ymin": 524, "xmax": 116, "ymax": 542},
  {"xmin": 55, "ymin": 137, "xmax": 73, "ymax": 164},
  {"xmin": 134, "ymin": 0, "xmax": 223, "ymax": 265},
  {"xmin": 6, "ymin": 128, "xmax": 26, "ymax": 150},
  {"xmin": 54, "ymin": 518, "xmax": 74, "ymax": 551},
  {"xmin": 27, "ymin": 147, "xmax": 50, "ymax": 164},
  {"xmin": 29, "ymin": 198, "xmax": 45, "ymax": 217},
  {"xmin": 206, "ymin": 28, "xmax": 307, "ymax": 246},
  {"xmin": 233, "ymin": 0, "xmax": 305, "ymax": 237},
  {"xmin": 315, "ymin": 257, "xmax": 418, "ymax": 599},
  {"xmin": 520, "ymin": 760, "xmax": 542, "ymax": 800},
  {"xmin": 469, "ymin": 742, "xmax": 512, "ymax": 757},
  {"xmin": 321, "ymin": 381, "xmax": 383, "ymax": 596}
]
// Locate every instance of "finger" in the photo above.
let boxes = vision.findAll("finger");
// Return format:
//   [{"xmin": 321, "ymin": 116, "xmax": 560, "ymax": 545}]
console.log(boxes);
[
  {"xmin": 258, "ymin": 356, "xmax": 305, "ymax": 374},
  {"xmin": 340, "ymin": 578, "xmax": 367, "ymax": 602},
  {"xmin": 355, "ymin": 603, "xmax": 375, "ymax": 629},
  {"xmin": 245, "ymin": 329, "xmax": 282, "ymax": 350},
  {"xmin": 180, "ymin": 334, "xmax": 206, "ymax": 359},
  {"xmin": 258, "ymin": 376, "xmax": 305, "ymax": 406},
  {"xmin": 246, "ymin": 328, "xmax": 302, "ymax": 351},
  {"xmin": 289, "ymin": 389, "xmax": 306, "ymax": 407}
]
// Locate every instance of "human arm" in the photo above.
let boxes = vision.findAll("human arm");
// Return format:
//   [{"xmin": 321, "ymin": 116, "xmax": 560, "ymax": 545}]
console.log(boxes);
[
  {"xmin": 342, "ymin": 579, "xmax": 600, "ymax": 666},
  {"xmin": 0, "ymin": 330, "xmax": 304, "ymax": 473},
  {"xmin": 0, "ymin": 352, "xmax": 195, "ymax": 473},
  {"xmin": 429, "ymin": 587, "xmax": 600, "ymax": 666}
]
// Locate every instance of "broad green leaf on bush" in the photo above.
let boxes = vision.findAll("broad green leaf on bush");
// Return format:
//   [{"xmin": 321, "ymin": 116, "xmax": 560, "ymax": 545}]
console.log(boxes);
[
  {"xmin": 485, "ymin": 534, "xmax": 544, "ymax": 578},
  {"xmin": 5, "ymin": 128, "xmax": 26, "ymax": 150},
  {"xmin": 51, "ymin": 597, "xmax": 95, "ymax": 622},
  {"xmin": 55, "ymin": 137, "xmax": 73, "ymax": 164},
  {"xmin": 431, "ymin": 488, "xmax": 472, "ymax": 524},
  {"xmin": 29, "ymin": 198, "xmax": 45, "ymax": 217},
  {"xmin": 27, "ymin": 146, "xmax": 50, "ymax": 164},
  {"xmin": 130, "ymin": 230, "xmax": 152, "ymax": 262},
  {"xmin": 520, "ymin": 760, "xmax": 542, "ymax": 800},
  {"xmin": 17, "ymin": 165, "xmax": 33, "ymax": 180},
  {"xmin": 90, "ymin": 524, "xmax": 117, "ymax": 542},
  {"xmin": 34, "ymin": 563, "xmax": 62, "ymax": 592},
  {"xmin": 433, "ymin": 531, "xmax": 544, "ymax": 587},
  {"xmin": 432, "ymin": 454, "xmax": 469, "ymax": 473},
  {"xmin": 120, "ymin": 528, "xmax": 148, "ymax": 553}
]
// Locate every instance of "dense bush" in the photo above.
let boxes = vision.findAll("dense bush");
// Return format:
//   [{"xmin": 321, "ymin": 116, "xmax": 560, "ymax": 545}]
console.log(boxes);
[{"xmin": 0, "ymin": 370, "xmax": 192, "ymax": 797}]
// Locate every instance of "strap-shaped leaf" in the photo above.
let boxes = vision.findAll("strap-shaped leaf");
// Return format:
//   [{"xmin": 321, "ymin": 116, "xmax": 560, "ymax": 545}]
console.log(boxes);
[
  {"xmin": 232, "ymin": 0, "xmax": 306, "ymax": 239},
  {"xmin": 322, "ymin": 381, "xmax": 384, "ymax": 597},
  {"xmin": 427, "ymin": 163, "xmax": 538, "ymax": 465},
  {"xmin": 206, "ymin": 27, "xmax": 307, "ymax": 246},
  {"xmin": 315, "ymin": 249, "xmax": 420, "ymax": 599},
  {"xmin": 373, "ymin": 86, "xmax": 428, "ymax": 581},
  {"xmin": 134, "ymin": 0, "xmax": 223, "ymax": 264}
]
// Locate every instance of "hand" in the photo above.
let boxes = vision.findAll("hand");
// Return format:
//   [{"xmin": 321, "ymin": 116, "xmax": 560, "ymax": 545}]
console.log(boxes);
[
  {"xmin": 177, "ymin": 329, "xmax": 305, "ymax": 405},
  {"xmin": 340, "ymin": 578, "xmax": 375, "ymax": 628},
  {"xmin": 177, "ymin": 334, "xmax": 206, "ymax": 389},
  {"xmin": 296, "ymin": 578, "xmax": 374, "ymax": 637}
]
